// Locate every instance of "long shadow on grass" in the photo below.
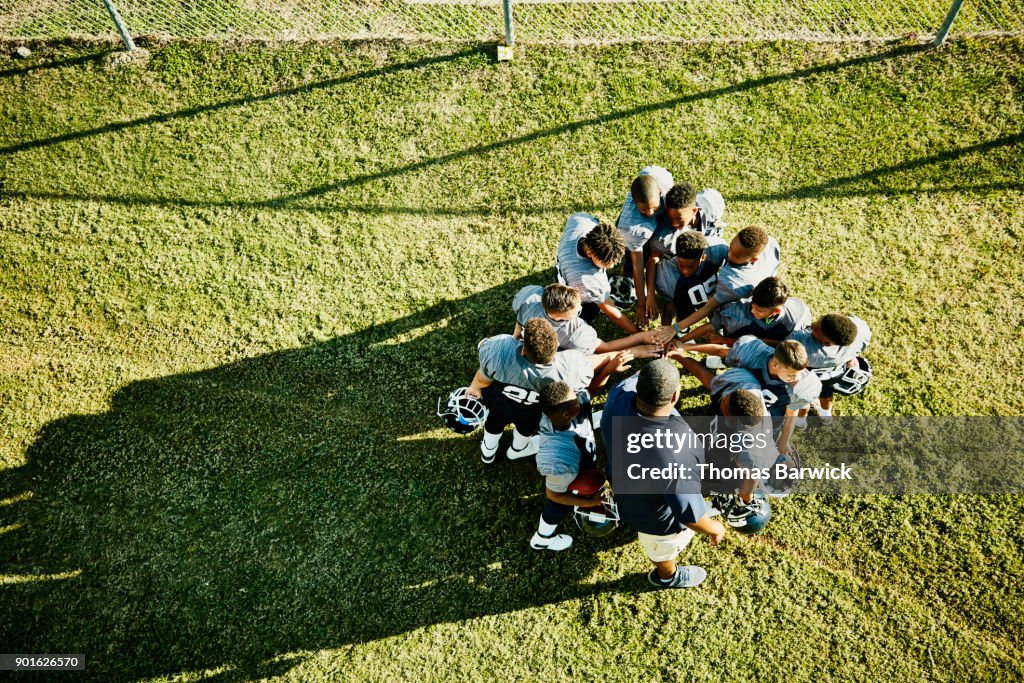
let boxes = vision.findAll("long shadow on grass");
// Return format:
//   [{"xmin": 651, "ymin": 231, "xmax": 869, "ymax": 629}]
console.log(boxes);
[
  {"xmin": 0, "ymin": 50, "xmax": 106, "ymax": 79},
  {"xmin": 0, "ymin": 42, "xmax": 923, "ymax": 164},
  {"xmin": 0, "ymin": 270, "xmax": 643, "ymax": 681},
  {"xmin": 0, "ymin": 45, "xmax": 485, "ymax": 156}
]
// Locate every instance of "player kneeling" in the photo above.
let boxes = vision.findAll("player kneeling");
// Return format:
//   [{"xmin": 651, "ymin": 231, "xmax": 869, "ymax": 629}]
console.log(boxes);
[{"xmin": 531, "ymin": 381, "xmax": 615, "ymax": 551}]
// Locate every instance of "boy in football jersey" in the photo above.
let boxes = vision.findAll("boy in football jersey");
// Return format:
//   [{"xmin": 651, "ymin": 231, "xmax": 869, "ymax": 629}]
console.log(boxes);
[
  {"xmin": 657, "ymin": 226, "xmax": 781, "ymax": 342},
  {"xmin": 600, "ymin": 360, "xmax": 725, "ymax": 589},
  {"xmin": 787, "ymin": 313, "xmax": 872, "ymax": 419},
  {"xmin": 677, "ymin": 276, "xmax": 811, "ymax": 346},
  {"xmin": 511, "ymin": 283, "xmax": 670, "ymax": 357},
  {"xmin": 650, "ymin": 231, "xmax": 729, "ymax": 327},
  {"xmin": 467, "ymin": 318, "xmax": 632, "ymax": 464},
  {"xmin": 670, "ymin": 337, "xmax": 820, "ymax": 455},
  {"xmin": 530, "ymin": 381, "xmax": 606, "ymax": 552},
  {"xmin": 556, "ymin": 213, "xmax": 638, "ymax": 333},
  {"xmin": 617, "ymin": 166, "xmax": 674, "ymax": 326}
]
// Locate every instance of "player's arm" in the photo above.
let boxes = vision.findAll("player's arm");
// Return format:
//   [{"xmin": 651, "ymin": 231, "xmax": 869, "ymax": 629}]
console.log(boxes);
[
  {"xmin": 466, "ymin": 369, "xmax": 492, "ymax": 398},
  {"xmin": 545, "ymin": 486, "xmax": 602, "ymax": 508},
  {"xmin": 677, "ymin": 322, "xmax": 713, "ymax": 343},
  {"xmin": 597, "ymin": 299, "xmax": 640, "ymax": 334},
  {"xmin": 683, "ymin": 512, "xmax": 725, "ymax": 545},
  {"xmin": 594, "ymin": 328, "xmax": 672, "ymax": 353},
  {"xmin": 676, "ymin": 342, "xmax": 730, "ymax": 358},
  {"xmin": 776, "ymin": 407, "xmax": 800, "ymax": 455},
  {"xmin": 512, "ymin": 321, "xmax": 523, "ymax": 339},
  {"xmin": 738, "ymin": 477, "xmax": 757, "ymax": 503},
  {"xmin": 588, "ymin": 350, "xmax": 637, "ymax": 395},
  {"xmin": 643, "ymin": 253, "xmax": 661, "ymax": 324},
  {"xmin": 630, "ymin": 250, "xmax": 648, "ymax": 327},
  {"xmin": 660, "ymin": 299, "xmax": 675, "ymax": 326},
  {"xmin": 656, "ymin": 298, "xmax": 722, "ymax": 343}
]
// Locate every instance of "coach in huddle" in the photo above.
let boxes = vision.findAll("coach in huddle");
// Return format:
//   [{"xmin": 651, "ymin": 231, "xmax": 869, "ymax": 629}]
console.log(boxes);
[{"xmin": 601, "ymin": 359, "xmax": 725, "ymax": 589}]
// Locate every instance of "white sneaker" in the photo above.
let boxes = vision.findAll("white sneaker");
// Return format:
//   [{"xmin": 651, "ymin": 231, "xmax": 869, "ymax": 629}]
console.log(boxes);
[
  {"xmin": 793, "ymin": 416, "xmax": 808, "ymax": 430},
  {"xmin": 530, "ymin": 532, "xmax": 573, "ymax": 551},
  {"xmin": 705, "ymin": 356, "xmax": 725, "ymax": 370},
  {"xmin": 507, "ymin": 436, "xmax": 539, "ymax": 460},
  {"xmin": 480, "ymin": 439, "xmax": 499, "ymax": 464}
]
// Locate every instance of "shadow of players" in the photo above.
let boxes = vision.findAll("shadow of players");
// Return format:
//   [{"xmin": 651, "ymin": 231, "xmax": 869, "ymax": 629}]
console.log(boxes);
[{"xmin": 0, "ymin": 271, "xmax": 640, "ymax": 680}]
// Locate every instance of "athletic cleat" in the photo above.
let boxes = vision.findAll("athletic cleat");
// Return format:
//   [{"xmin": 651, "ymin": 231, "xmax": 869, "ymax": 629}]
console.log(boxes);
[
  {"xmin": 530, "ymin": 532, "xmax": 573, "ymax": 551},
  {"xmin": 648, "ymin": 565, "xmax": 707, "ymax": 589},
  {"xmin": 810, "ymin": 399, "xmax": 834, "ymax": 426},
  {"xmin": 793, "ymin": 416, "xmax": 808, "ymax": 430},
  {"xmin": 507, "ymin": 436, "xmax": 539, "ymax": 460}
]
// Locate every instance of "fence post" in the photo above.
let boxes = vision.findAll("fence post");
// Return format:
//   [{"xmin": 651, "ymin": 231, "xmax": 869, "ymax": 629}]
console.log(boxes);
[
  {"xmin": 102, "ymin": 0, "xmax": 137, "ymax": 51},
  {"xmin": 497, "ymin": 0, "xmax": 515, "ymax": 60},
  {"xmin": 933, "ymin": 0, "xmax": 965, "ymax": 46}
]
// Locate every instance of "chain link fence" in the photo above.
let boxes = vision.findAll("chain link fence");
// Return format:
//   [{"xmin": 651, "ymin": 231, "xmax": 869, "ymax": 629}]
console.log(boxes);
[{"xmin": 1, "ymin": 0, "xmax": 1022, "ymax": 44}]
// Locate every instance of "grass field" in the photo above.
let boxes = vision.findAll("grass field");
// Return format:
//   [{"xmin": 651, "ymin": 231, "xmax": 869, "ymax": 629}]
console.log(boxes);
[{"xmin": 1, "ymin": 37, "xmax": 1023, "ymax": 681}]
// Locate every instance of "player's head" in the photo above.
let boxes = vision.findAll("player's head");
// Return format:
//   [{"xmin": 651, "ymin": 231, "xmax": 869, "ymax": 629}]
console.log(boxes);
[
  {"xmin": 813, "ymin": 314, "xmax": 858, "ymax": 346},
  {"xmin": 522, "ymin": 318, "xmax": 559, "ymax": 364},
  {"xmin": 768, "ymin": 340, "xmax": 808, "ymax": 383},
  {"xmin": 727, "ymin": 226, "xmax": 769, "ymax": 266},
  {"xmin": 582, "ymin": 222, "xmax": 626, "ymax": 269},
  {"xmin": 539, "ymin": 380, "xmax": 581, "ymax": 428},
  {"xmin": 751, "ymin": 277, "xmax": 788, "ymax": 320},
  {"xmin": 664, "ymin": 183, "xmax": 698, "ymax": 229},
  {"xmin": 673, "ymin": 231, "xmax": 708, "ymax": 277},
  {"xmin": 721, "ymin": 389, "xmax": 766, "ymax": 427},
  {"xmin": 541, "ymin": 284, "xmax": 582, "ymax": 321},
  {"xmin": 635, "ymin": 359, "xmax": 680, "ymax": 415},
  {"xmin": 631, "ymin": 174, "xmax": 662, "ymax": 217}
]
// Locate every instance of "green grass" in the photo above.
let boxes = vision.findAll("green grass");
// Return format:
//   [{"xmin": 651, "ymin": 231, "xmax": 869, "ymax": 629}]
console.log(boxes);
[{"xmin": 0, "ymin": 37, "xmax": 1023, "ymax": 681}]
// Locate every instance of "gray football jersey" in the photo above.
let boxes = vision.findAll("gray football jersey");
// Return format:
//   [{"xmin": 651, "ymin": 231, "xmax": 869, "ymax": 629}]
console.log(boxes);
[
  {"xmin": 537, "ymin": 392, "xmax": 596, "ymax": 493},
  {"xmin": 787, "ymin": 316, "xmax": 872, "ymax": 369},
  {"xmin": 478, "ymin": 334, "xmax": 594, "ymax": 395},
  {"xmin": 713, "ymin": 236, "xmax": 781, "ymax": 305},
  {"xmin": 725, "ymin": 335, "xmax": 821, "ymax": 412},
  {"xmin": 511, "ymin": 285, "xmax": 601, "ymax": 355},
  {"xmin": 712, "ymin": 297, "xmax": 812, "ymax": 341},
  {"xmin": 556, "ymin": 213, "xmax": 611, "ymax": 304},
  {"xmin": 616, "ymin": 166, "xmax": 674, "ymax": 252},
  {"xmin": 709, "ymin": 367, "xmax": 763, "ymax": 400}
]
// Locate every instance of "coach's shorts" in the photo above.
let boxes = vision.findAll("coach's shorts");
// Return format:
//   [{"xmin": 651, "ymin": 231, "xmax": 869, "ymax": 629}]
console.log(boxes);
[{"xmin": 637, "ymin": 528, "xmax": 696, "ymax": 563}]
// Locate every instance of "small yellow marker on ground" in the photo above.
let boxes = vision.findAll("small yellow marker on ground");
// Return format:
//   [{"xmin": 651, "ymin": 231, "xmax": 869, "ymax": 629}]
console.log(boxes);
[{"xmin": 497, "ymin": 45, "xmax": 514, "ymax": 61}]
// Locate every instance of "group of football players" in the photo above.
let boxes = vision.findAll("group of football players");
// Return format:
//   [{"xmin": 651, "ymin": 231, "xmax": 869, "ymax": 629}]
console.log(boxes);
[{"xmin": 438, "ymin": 165, "xmax": 873, "ymax": 589}]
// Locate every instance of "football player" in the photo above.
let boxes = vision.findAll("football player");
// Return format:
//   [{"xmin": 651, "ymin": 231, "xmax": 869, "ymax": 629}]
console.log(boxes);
[
  {"xmin": 671, "ymin": 337, "xmax": 820, "ymax": 455},
  {"xmin": 511, "ymin": 283, "xmax": 671, "ymax": 357},
  {"xmin": 600, "ymin": 360, "xmax": 726, "ymax": 589},
  {"xmin": 650, "ymin": 230, "xmax": 729, "ymax": 328},
  {"xmin": 556, "ymin": 213, "xmax": 637, "ymax": 333},
  {"xmin": 658, "ymin": 226, "xmax": 781, "ymax": 343},
  {"xmin": 787, "ymin": 313, "xmax": 872, "ymax": 420},
  {"xmin": 530, "ymin": 381, "xmax": 605, "ymax": 552},
  {"xmin": 677, "ymin": 276, "xmax": 811, "ymax": 347},
  {"xmin": 467, "ymin": 318, "xmax": 631, "ymax": 464},
  {"xmin": 617, "ymin": 166, "xmax": 674, "ymax": 327}
]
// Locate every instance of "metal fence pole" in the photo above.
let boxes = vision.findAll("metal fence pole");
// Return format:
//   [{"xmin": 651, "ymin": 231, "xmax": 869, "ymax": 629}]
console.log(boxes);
[
  {"xmin": 502, "ymin": 0, "xmax": 515, "ymax": 46},
  {"xmin": 934, "ymin": 0, "xmax": 965, "ymax": 46},
  {"xmin": 102, "ymin": 0, "xmax": 136, "ymax": 50}
]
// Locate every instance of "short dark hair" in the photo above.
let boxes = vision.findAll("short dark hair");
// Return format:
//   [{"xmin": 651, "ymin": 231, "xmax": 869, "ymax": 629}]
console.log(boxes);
[
  {"xmin": 664, "ymin": 183, "xmax": 697, "ymax": 210},
  {"xmin": 674, "ymin": 230, "xmax": 708, "ymax": 260},
  {"xmin": 630, "ymin": 174, "xmax": 661, "ymax": 206},
  {"xmin": 523, "ymin": 318, "xmax": 559, "ymax": 364},
  {"xmin": 774, "ymin": 340, "xmax": 808, "ymax": 371},
  {"xmin": 736, "ymin": 226, "xmax": 769, "ymax": 254},
  {"xmin": 636, "ymin": 359, "xmax": 679, "ymax": 408},
  {"xmin": 539, "ymin": 380, "xmax": 576, "ymax": 414},
  {"xmin": 752, "ymin": 277, "xmax": 788, "ymax": 309},
  {"xmin": 542, "ymin": 284, "xmax": 581, "ymax": 314},
  {"xmin": 729, "ymin": 389, "xmax": 766, "ymax": 427},
  {"xmin": 584, "ymin": 222, "xmax": 626, "ymax": 267},
  {"xmin": 820, "ymin": 314, "xmax": 858, "ymax": 346}
]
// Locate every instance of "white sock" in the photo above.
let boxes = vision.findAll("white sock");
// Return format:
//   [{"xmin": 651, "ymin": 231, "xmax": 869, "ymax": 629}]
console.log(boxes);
[
  {"xmin": 482, "ymin": 431, "xmax": 501, "ymax": 449},
  {"xmin": 512, "ymin": 429, "xmax": 532, "ymax": 450},
  {"xmin": 818, "ymin": 407, "xmax": 832, "ymax": 416},
  {"xmin": 537, "ymin": 515, "xmax": 558, "ymax": 538}
]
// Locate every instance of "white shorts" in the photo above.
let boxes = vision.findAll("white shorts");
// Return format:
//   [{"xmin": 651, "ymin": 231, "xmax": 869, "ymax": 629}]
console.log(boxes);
[{"xmin": 637, "ymin": 528, "xmax": 695, "ymax": 563}]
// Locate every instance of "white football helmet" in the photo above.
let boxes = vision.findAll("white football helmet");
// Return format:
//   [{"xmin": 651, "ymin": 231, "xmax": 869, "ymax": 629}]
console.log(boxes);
[
  {"xmin": 608, "ymin": 274, "xmax": 636, "ymax": 309},
  {"xmin": 437, "ymin": 387, "xmax": 488, "ymax": 434}
]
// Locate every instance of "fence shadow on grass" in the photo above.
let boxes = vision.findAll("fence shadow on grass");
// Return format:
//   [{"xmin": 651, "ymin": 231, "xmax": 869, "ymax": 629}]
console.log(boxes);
[{"xmin": 0, "ymin": 270, "xmax": 646, "ymax": 681}]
